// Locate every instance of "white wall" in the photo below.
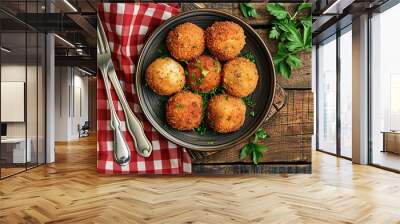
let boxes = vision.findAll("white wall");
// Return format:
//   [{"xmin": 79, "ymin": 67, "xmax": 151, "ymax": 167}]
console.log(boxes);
[
  {"xmin": 54, "ymin": 66, "xmax": 89, "ymax": 141},
  {"xmin": 72, "ymin": 73, "xmax": 89, "ymax": 138},
  {"xmin": 55, "ymin": 66, "xmax": 69, "ymax": 141}
]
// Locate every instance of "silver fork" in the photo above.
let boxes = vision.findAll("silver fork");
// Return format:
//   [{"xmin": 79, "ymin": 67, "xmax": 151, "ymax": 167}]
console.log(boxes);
[
  {"xmin": 97, "ymin": 23, "xmax": 131, "ymax": 165},
  {"xmin": 97, "ymin": 15, "xmax": 153, "ymax": 158}
]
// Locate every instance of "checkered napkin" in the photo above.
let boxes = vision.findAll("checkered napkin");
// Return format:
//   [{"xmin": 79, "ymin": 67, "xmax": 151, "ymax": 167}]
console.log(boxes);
[{"xmin": 97, "ymin": 3, "xmax": 192, "ymax": 174}]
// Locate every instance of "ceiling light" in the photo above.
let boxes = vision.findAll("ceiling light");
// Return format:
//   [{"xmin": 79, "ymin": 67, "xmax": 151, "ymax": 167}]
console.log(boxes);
[
  {"xmin": 54, "ymin": 34, "xmax": 75, "ymax": 48},
  {"xmin": 1, "ymin": 47, "xmax": 11, "ymax": 53},
  {"xmin": 63, "ymin": 0, "xmax": 78, "ymax": 12},
  {"xmin": 322, "ymin": 0, "xmax": 354, "ymax": 15},
  {"xmin": 78, "ymin": 67, "xmax": 93, "ymax": 76},
  {"xmin": 323, "ymin": 0, "xmax": 341, "ymax": 14}
]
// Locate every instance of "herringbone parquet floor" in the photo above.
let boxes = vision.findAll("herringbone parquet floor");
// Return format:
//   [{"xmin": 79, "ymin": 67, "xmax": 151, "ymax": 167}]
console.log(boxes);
[{"xmin": 0, "ymin": 135, "xmax": 399, "ymax": 224}]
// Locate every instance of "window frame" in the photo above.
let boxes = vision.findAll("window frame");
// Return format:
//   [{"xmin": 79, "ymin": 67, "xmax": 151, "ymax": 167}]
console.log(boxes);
[
  {"xmin": 315, "ymin": 24, "xmax": 353, "ymax": 160},
  {"xmin": 367, "ymin": 1, "xmax": 400, "ymax": 173}
]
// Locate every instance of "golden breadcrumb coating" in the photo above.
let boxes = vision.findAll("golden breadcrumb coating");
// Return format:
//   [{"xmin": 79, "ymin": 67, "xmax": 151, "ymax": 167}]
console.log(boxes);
[
  {"xmin": 207, "ymin": 94, "xmax": 246, "ymax": 133},
  {"xmin": 166, "ymin": 91, "xmax": 203, "ymax": 131},
  {"xmin": 166, "ymin": 22, "xmax": 205, "ymax": 61},
  {"xmin": 222, "ymin": 57, "xmax": 258, "ymax": 97},
  {"xmin": 145, "ymin": 57, "xmax": 185, "ymax": 96},
  {"xmin": 206, "ymin": 21, "xmax": 246, "ymax": 61},
  {"xmin": 187, "ymin": 55, "xmax": 221, "ymax": 93}
]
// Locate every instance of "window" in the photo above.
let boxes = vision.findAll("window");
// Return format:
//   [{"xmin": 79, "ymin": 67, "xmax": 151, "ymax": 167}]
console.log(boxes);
[
  {"xmin": 316, "ymin": 25, "xmax": 353, "ymax": 159},
  {"xmin": 317, "ymin": 35, "xmax": 337, "ymax": 154},
  {"xmin": 339, "ymin": 27, "xmax": 352, "ymax": 158},
  {"xmin": 370, "ymin": 3, "xmax": 400, "ymax": 171}
]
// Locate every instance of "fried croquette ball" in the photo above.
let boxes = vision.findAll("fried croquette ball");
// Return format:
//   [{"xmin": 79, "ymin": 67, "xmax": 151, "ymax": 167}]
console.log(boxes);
[
  {"xmin": 166, "ymin": 22, "xmax": 205, "ymax": 61},
  {"xmin": 145, "ymin": 57, "xmax": 185, "ymax": 96},
  {"xmin": 222, "ymin": 57, "xmax": 259, "ymax": 97},
  {"xmin": 206, "ymin": 21, "xmax": 246, "ymax": 61},
  {"xmin": 187, "ymin": 55, "xmax": 222, "ymax": 93},
  {"xmin": 166, "ymin": 91, "xmax": 203, "ymax": 131},
  {"xmin": 207, "ymin": 94, "xmax": 246, "ymax": 133}
]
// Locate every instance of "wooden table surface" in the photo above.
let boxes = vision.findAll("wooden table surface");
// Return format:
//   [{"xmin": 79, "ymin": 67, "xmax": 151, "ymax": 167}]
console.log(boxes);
[{"xmin": 181, "ymin": 3, "xmax": 313, "ymax": 174}]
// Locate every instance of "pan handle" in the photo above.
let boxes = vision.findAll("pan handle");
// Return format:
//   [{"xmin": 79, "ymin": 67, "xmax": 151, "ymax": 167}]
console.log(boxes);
[{"xmin": 261, "ymin": 84, "xmax": 287, "ymax": 125}]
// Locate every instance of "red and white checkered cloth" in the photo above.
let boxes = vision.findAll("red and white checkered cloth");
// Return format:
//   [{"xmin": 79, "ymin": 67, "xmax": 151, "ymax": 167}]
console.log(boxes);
[{"xmin": 97, "ymin": 3, "xmax": 192, "ymax": 174}]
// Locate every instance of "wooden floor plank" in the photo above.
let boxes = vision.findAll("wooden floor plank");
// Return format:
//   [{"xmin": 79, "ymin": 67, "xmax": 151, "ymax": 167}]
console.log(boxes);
[{"xmin": 0, "ymin": 135, "xmax": 400, "ymax": 223}]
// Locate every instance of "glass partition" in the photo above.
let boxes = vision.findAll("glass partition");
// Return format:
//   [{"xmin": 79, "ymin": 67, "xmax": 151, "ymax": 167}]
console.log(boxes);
[
  {"xmin": 0, "ymin": 0, "xmax": 46, "ymax": 179},
  {"xmin": 339, "ymin": 26, "xmax": 352, "ymax": 158},
  {"xmin": 370, "ymin": 3, "xmax": 400, "ymax": 171},
  {"xmin": 1, "ymin": 31, "xmax": 28, "ymax": 178},
  {"xmin": 317, "ymin": 35, "xmax": 337, "ymax": 154}
]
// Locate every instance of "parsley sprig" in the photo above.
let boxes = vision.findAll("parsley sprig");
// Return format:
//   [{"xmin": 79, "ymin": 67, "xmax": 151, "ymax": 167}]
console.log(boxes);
[
  {"xmin": 266, "ymin": 3, "xmax": 312, "ymax": 79},
  {"xmin": 240, "ymin": 128, "xmax": 270, "ymax": 165},
  {"xmin": 193, "ymin": 59, "xmax": 210, "ymax": 86},
  {"xmin": 242, "ymin": 51, "xmax": 256, "ymax": 63},
  {"xmin": 192, "ymin": 86, "xmax": 225, "ymax": 135},
  {"xmin": 239, "ymin": 3, "xmax": 258, "ymax": 19},
  {"xmin": 242, "ymin": 96, "xmax": 256, "ymax": 108},
  {"xmin": 158, "ymin": 43, "xmax": 170, "ymax": 58}
]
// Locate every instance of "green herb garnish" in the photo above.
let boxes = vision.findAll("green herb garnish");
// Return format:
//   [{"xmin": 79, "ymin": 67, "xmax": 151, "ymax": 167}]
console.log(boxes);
[
  {"xmin": 242, "ymin": 96, "xmax": 256, "ymax": 107},
  {"xmin": 193, "ymin": 86, "xmax": 223, "ymax": 109},
  {"xmin": 175, "ymin": 103, "xmax": 184, "ymax": 109},
  {"xmin": 158, "ymin": 43, "xmax": 170, "ymax": 58},
  {"xmin": 242, "ymin": 51, "xmax": 256, "ymax": 63},
  {"xmin": 209, "ymin": 86, "xmax": 223, "ymax": 97},
  {"xmin": 266, "ymin": 3, "xmax": 311, "ymax": 79},
  {"xmin": 194, "ymin": 122, "xmax": 207, "ymax": 135},
  {"xmin": 195, "ymin": 76, "xmax": 205, "ymax": 86},
  {"xmin": 201, "ymin": 69, "xmax": 209, "ymax": 77},
  {"xmin": 239, "ymin": 3, "xmax": 258, "ymax": 19},
  {"xmin": 192, "ymin": 87, "xmax": 225, "ymax": 135},
  {"xmin": 249, "ymin": 111, "xmax": 255, "ymax": 117},
  {"xmin": 254, "ymin": 128, "xmax": 268, "ymax": 142},
  {"xmin": 240, "ymin": 128, "xmax": 270, "ymax": 165},
  {"xmin": 192, "ymin": 59, "xmax": 210, "ymax": 85}
]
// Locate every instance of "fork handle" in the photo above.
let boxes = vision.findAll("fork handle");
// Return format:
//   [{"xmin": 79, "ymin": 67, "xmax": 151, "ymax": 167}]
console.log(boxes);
[
  {"xmin": 110, "ymin": 109, "xmax": 131, "ymax": 165},
  {"xmin": 108, "ymin": 70, "xmax": 153, "ymax": 157},
  {"xmin": 100, "ymin": 67, "xmax": 131, "ymax": 166}
]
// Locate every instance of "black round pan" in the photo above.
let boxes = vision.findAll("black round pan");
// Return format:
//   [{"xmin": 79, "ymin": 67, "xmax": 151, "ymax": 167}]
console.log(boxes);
[{"xmin": 136, "ymin": 9, "xmax": 276, "ymax": 151}]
